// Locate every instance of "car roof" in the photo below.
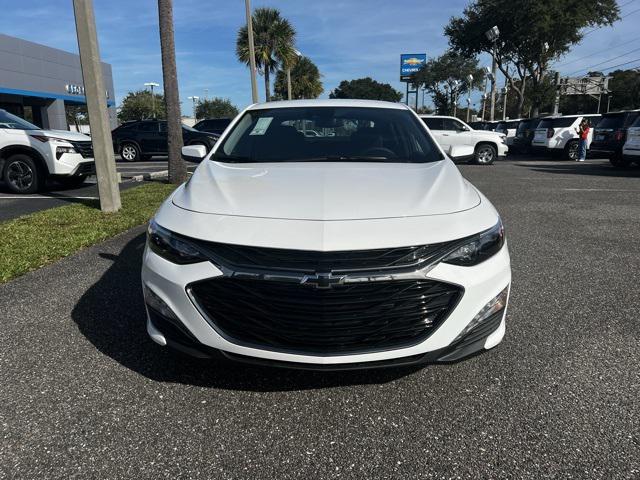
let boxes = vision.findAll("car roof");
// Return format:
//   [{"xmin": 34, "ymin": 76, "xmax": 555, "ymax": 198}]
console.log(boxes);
[
  {"xmin": 246, "ymin": 99, "xmax": 409, "ymax": 110},
  {"xmin": 419, "ymin": 115, "xmax": 463, "ymax": 120},
  {"xmin": 601, "ymin": 109, "xmax": 640, "ymax": 116}
]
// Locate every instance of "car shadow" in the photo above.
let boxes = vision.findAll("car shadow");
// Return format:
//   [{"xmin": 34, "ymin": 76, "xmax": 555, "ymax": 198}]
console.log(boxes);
[
  {"xmin": 71, "ymin": 233, "xmax": 422, "ymax": 392},
  {"xmin": 515, "ymin": 161, "xmax": 640, "ymax": 178}
]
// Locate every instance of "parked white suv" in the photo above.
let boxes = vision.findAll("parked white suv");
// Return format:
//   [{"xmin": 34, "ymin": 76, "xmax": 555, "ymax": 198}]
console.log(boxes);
[
  {"xmin": 495, "ymin": 119, "xmax": 524, "ymax": 146},
  {"xmin": 420, "ymin": 115, "xmax": 508, "ymax": 164},
  {"xmin": 0, "ymin": 109, "xmax": 95, "ymax": 194},
  {"xmin": 531, "ymin": 114, "xmax": 601, "ymax": 160},
  {"xmin": 622, "ymin": 115, "xmax": 640, "ymax": 165}
]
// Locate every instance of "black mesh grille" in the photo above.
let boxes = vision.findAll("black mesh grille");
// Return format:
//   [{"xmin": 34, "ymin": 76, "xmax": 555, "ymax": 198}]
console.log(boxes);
[
  {"xmin": 70, "ymin": 141, "xmax": 94, "ymax": 158},
  {"xmin": 191, "ymin": 240, "xmax": 459, "ymax": 274},
  {"xmin": 189, "ymin": 278, "xmax": 462, "ymax": 354},
  {"xmin": 76, "ymin": 162, "xmax": 96, "ymax": 175}
]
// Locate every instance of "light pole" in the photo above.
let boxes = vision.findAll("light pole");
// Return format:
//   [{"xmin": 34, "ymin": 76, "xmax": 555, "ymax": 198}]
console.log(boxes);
[
  {"xmin": 287, "ymin": 49, "xmax": 302, "ymax": 100},
  {"xmin": 204, "ymin": 88, "xmax": 209, "ymax": 100},
  {"xmin": 144, "ymin": 82, "xmax": 160, "ymax": 119},
  {"xmin": 485, "ymin": 26, "xmax": 500, "ymax": 121},
  {"xmin": 501, "ymin": 85, "xmax": 508, "ymax": 120},
  {"xmin": 188, "ymin": 96, "xmax": 199, "ymax": 120},
  {"xmin": 466, "ymin": 74, "xmax": 473, "ymax": 122},
  {"xmin": 244, "ymin": 0, "xmax": 259, "ymax": 103},
  {"xmin": 481, "ymin": 66, "xmax": 491, "ymax": 121}
]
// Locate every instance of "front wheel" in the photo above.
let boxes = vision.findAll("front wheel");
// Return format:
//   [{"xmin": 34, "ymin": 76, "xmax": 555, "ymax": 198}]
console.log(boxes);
[
  {"xmin": 3, "ymin": 153, "xmax": 43, "ymax": 194},
  {"xmin": 609, "ymin": 155, "xmax": 631, "ymax": 168},
  {"xmin": 473, "ymin": 144, "xmax": 497, "ymax": 165},
  {"xmin": 120, "ymin": 142, "xmax": 140, "ymax": 162}
]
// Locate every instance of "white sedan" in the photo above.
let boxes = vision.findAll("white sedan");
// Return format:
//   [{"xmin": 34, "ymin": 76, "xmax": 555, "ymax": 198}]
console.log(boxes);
[{"xmin": 142, "ymin": 99, "xmax": 511, "ymax": 369}]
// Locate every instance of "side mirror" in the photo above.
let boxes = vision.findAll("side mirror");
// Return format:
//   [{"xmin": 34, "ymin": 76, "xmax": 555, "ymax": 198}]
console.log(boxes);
[
  {"xmin": 448, "ymin": 144, "xmax": 475, "ymax": 159},
  {"xmin": 181, "ymin": 144, "xmax": 207, "ymax": 163}
]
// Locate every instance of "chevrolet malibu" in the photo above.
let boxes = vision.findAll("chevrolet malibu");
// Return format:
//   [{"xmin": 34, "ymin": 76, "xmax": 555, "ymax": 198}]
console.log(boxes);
[{"xmin": 142, "ymin": 99, "xmax": 511, "ymax": 369}]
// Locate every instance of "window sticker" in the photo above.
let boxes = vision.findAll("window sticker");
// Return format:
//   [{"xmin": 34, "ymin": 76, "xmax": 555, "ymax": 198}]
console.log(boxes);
[{"xmin": 249, "ymin": 117, "xmax": 273, "ymax": 135}]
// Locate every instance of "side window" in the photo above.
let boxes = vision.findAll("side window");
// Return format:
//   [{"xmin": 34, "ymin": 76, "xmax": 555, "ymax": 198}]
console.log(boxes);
[
  {"xmin": 139, "ymin": 122, "xmax": 158, "ymax": 132},
  {"xmin": 442, "ymin": 118, "xmax": 463, "ymax": 131},
  {"xmin": 421, "ymin": 118, "xmax": 443, "ymax": 130},
  {"xmin": 159, "ymin": 122, "xmax": 167, "ymax": 133},
  {"xmin": 625, "ymin": 113, "xmax": 640, "ymax": 127}
]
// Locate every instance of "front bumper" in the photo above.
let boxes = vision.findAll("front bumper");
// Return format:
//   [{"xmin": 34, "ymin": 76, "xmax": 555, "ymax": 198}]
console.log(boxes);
[
  {"xmin": 49, "ymin": 151, "xmax": 95, "ymax": 176},
  {"xmin": 141, "ymin": 240, "xmax": 511, "ymax": 368}
]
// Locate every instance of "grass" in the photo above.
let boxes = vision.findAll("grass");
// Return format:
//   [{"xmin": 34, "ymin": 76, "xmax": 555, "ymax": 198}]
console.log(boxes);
[{"xmin": 0, "ymin": 182, "xmax": 177, "ymax": 283}]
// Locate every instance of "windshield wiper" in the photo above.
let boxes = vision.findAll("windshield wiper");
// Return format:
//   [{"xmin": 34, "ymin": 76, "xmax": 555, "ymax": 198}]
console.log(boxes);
[{"xmin": 298, "ymin": 156, "xmax": 392, "ymax": 162}]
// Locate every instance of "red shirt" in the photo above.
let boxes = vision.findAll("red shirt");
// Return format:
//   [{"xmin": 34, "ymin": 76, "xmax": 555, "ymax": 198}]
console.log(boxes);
[{"xmin": 580, "ymin": 126, "xmax": 590, "ymax": 140}]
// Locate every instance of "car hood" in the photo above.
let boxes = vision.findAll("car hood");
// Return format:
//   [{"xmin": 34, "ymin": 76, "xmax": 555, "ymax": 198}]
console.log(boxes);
[
  {"xmin": 172, "ymin": 159, "xmax": 481, "ymax": 221},
  {"xmin": 39, "ymin": 129, "xmax": 91, "ymax": 141}
]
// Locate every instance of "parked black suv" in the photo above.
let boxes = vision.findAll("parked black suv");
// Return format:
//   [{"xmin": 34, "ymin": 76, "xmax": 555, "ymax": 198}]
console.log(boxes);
[
  {"xmin": 112, "ymin": 120, "xmax": 219, "ymax": 161},
  {"xmin": 193, "ymin": 118, "xmax": 232, "ymax": 136},
  {"xmin": 590, "ymin": 110, "xmax": 640, "ymax": 166},
  {"xmin": 511, "ymin": 117, "xmax": 541, "ymax": 154}
]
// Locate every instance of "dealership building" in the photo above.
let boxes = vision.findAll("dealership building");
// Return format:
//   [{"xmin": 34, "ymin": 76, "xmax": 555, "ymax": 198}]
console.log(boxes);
[{"xmin": 0, "ymin": 33, "xmax": 116, "ymax": 130}]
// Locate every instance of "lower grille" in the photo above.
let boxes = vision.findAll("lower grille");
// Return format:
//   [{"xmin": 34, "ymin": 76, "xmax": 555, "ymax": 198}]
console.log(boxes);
[
  {"xmin": 76, "ymin": 162, "xmax": 96, "ymax": 175},
  {"xmin": 189, "ymin": 278, "xmax": 462, "ymax": 354},
  {"xmin": 70, "ymin": 141, "xmax": 94, "ymax": 158}
]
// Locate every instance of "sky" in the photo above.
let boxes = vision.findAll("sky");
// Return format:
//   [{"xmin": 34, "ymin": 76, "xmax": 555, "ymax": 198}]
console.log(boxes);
[{"xmin": 1, "ymin": 0, "xmax": 639, "ymax": 116}]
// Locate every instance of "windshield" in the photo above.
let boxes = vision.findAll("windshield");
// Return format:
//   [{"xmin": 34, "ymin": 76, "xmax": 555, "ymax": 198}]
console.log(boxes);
[
  {"xmin": 0, "ymin": 110, "xmax": 40, "ymax": 130},
  {"xmin": 213, "ymin": 106, "xmax": 442, "ymax": 163}
]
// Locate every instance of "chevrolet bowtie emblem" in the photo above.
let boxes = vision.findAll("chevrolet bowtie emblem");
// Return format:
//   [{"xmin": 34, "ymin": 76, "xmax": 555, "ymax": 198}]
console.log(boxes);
[{"xmin": 300, "ymin": 272, "xmax": 346, "ymax": 289}]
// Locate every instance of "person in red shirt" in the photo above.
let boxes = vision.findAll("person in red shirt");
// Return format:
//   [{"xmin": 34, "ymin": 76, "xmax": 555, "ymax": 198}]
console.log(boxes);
[{"xmin": 576, "ymin": 119, "xmax": 590, "ymax": 162}]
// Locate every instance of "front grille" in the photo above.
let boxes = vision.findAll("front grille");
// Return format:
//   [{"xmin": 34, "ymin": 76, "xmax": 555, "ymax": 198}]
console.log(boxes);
[
  {"xmin": 191, "ymin": 240, "xmax": 461, "ymax": 274},
  {"xmin": 189, "ymin": 278, "xmax": 462, "ymax": 354},
  {"xmin": 70, "ymin": 141, "xmax": 94, "ymax": 158}
]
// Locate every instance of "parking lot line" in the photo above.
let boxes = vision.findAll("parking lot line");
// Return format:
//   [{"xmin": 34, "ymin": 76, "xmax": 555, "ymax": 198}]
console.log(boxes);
[{"xmin": 0, "ymin": 195, "xmax": 99, "ymax": 200}]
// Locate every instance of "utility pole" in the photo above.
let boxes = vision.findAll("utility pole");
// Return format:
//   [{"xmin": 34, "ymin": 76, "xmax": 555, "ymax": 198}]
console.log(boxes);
[
  {"xmin": 144, "ymin": 82, "xmax": 159, "ymax": 118},
  {"xmin": 501, "ymin": 85, "xmax": 508, "ymax": 120},
  {"xmin": 245, "ymin": 0, "xmax": 259, "ymax": 103},
  {"xmin": 466, "ymin": 74, "xmax": 473, "ymax": 122},
  {"xmin": 158, "ymin": 0, "xmax": 186, "ymax": 184},
  {"xmin": 485, "ymin": 26, "xmax": 500, "ymax": 122},
  {"xmin": 72, "ymin": 0, "xmax": 120, "ymax": 213}
]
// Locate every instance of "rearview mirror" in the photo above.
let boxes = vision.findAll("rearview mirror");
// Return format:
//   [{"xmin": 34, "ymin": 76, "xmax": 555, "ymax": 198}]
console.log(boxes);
[
  {"xmin": 448, "ymin": 145, "xmax": 474, "ymax": 159},
  {"xmin": 181, "ymin": 144, "xmax": 208, "ymax": 163}
]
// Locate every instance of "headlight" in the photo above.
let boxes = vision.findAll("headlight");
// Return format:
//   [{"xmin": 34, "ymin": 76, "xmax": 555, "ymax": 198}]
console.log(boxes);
[
  {"xmin": 56, "ymin": 146, "xmax": 76, "ymax": 159},
  {"xmin": 443, "ymin": 219, "xmax": 505, "ymax": 266},
  {"xmin": 147, "ymin": 219, "xmax": 207, "ymax": 264}
]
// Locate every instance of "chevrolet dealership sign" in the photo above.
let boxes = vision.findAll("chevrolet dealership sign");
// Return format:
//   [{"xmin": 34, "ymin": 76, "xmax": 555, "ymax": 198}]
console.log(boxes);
[{"xmin": 400, "ymin": 53, "xmax": 426, "ymax": 82}]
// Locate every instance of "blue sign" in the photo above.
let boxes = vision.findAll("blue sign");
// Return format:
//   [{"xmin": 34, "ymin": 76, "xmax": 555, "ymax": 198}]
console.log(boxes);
[{"xmin": 400, "ymin": 53, "xmax": 426, "ymax": 81}]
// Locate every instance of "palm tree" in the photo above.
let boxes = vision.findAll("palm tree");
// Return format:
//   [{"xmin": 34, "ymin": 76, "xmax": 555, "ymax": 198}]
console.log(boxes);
[
  {"xmin": 236, "ymin": 7, "xmax": 296, "ymax": 101},
  {"xmin": 274, "ymin": 56, "xmax": 324, "ymax": 100},
  {"xmin": 158, "ymin": 0, "xmax": 186, "ymax": 184}
]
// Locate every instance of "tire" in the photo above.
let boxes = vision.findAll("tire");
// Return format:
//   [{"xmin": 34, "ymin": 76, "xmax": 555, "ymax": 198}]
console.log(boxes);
[
  {"xmin": 609, "ymin": 155, "xmax": 631, "ymax": 168},
  {"xmin": 2, "ymin": 153, "xmax": 44, "ymax": 194},
  {"xmin": 120, "ymin": 142, "xmax": 140, "ymax": 162},
  {"xmin": 473, "ymin": 143, "xmax": 497, "ymax": 165},
  {"xmin": 58, "ymin": 175, "xmax": 88, "ymax": 188},
  {"xmin": 565, "ymin": 140, "xmax": 579, "ymax": 161}
]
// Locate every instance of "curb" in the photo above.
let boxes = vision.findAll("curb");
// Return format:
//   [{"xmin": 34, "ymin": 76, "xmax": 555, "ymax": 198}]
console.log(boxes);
[{"xmin": 128, "ymin": 170, "xmax": 169, "ymax": 182}]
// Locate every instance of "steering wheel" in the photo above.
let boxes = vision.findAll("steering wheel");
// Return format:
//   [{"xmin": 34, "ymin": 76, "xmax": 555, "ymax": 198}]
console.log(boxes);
[{"xmin": 362, "ymin": 147, "xmax": 397, "ymax": 158}]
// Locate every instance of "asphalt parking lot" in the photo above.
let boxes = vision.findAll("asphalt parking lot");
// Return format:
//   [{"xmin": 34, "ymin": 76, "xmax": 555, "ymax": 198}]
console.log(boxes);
[
  {"xmin": 0, "ymin": 157, "xmax": 195, "ymax": 221},
  {"xmin": 1, "ymin": 158, "xmax": 639, "ymax": 479}
]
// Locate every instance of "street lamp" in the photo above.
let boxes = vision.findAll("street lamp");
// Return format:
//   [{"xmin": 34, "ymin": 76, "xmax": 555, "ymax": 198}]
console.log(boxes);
[
  {"xmin": 144, "ymin": 82, "xmax": 160, "ymax": 119},
  {"xmin": 466, "ymin": 74, "xmax": 474, "ymax": 122},
  {"xmin": 188, "ymin": 95, "xmax": 199, "ymax": 120},
  {"xmin": 287, "ymin": 49, "xmax": 302, "ymax": 100},
  {"xmin": 481, "ymin": 66, "xmax": 491, "ymax": 121},
  {"xmin": 485, "ymin": 25, "xmax": 499, "ymax": 121}
]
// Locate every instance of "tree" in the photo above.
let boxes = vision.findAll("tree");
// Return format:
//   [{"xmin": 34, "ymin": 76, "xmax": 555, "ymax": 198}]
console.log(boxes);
[
  {"xmin": 158, "ymin": 0, "xmax": 186, "ymax": 184},
  {"xmin": 236, "ymin": 7, "xmax": 296, "ymax": 101},
  {"xmin": 413, "ymin": 51, "xmax": 484, "ymax": 115},
  {"xmin": 329, "ymin": 77, "xmax": 402, "ymax": 102},
  {"xmin": 195, "ymin": 98, "xmax": 239, "ymax": 119},
  {"xmin": 117, "ymin": 90, "xmax": 166, "ymax": 122},
  {"xmin": 273, "ymin": 56, "xmax": 323, "ymax": 100},
  {"xmin": 445, "ymin": 0, "xmax": 620, "ymax": 117},
  {"xmin": 65, "ymin": 104, "xmax": 88, "ymax": 131}
]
